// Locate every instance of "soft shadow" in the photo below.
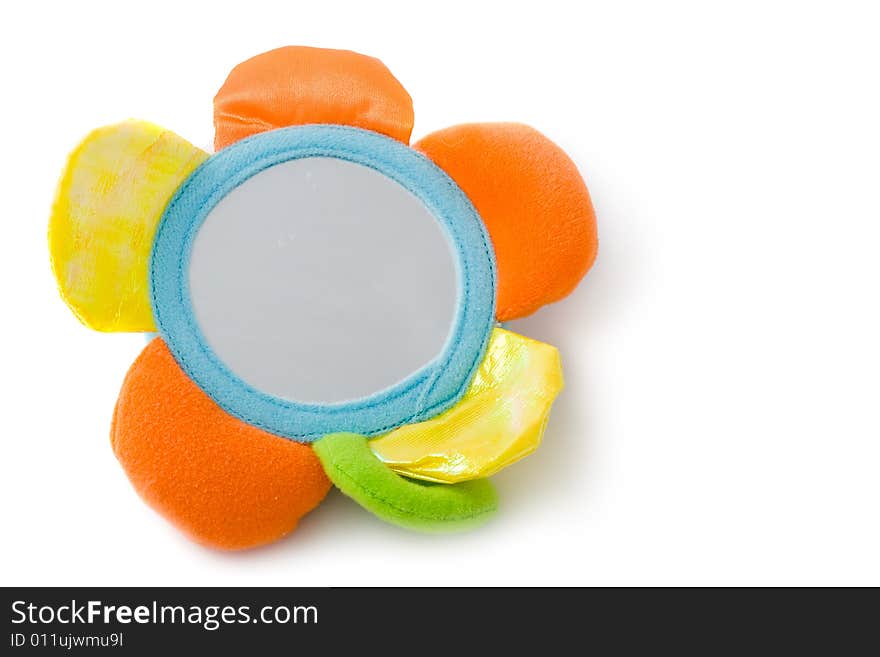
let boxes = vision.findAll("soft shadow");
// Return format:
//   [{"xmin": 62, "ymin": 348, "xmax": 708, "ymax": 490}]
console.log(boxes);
[{"xmin": 496, "ymin": 199, "xmax": 642, "ymax": 514}]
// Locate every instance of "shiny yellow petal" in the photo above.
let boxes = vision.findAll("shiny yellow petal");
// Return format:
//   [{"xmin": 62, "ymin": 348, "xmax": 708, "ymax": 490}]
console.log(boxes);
[
  {"xmin": 370, "ymin": 328, "xmax": 563, "ymax": 483},
  {"xmin": 49, "ymin": 120, "xmax": 208, "ymax": 332}
]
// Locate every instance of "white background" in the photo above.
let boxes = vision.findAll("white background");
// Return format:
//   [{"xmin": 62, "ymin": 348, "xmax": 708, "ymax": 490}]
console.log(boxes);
[{"xmin": 2, "ymin": 1, "xmax": 878, "ymax": 586}]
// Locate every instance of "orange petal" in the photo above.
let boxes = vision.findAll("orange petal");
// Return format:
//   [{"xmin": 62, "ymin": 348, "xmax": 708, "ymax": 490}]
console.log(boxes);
[
  {"xmin": 214, "ymin": 46, "xmax": 414, "ymax": 150},
  {"xmin": 111, "ymin": 338, "xmax": 331, "ymax": 550},
  {"xmin": 415, "ymin": 123, "xmax": 598, "ymax": 321}
]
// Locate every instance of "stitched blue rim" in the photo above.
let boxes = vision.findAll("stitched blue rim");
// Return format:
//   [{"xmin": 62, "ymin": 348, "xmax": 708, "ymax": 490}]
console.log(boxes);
[{"xmin": 149, "ymin": 125, "xmax": 496, "ymax": 443}]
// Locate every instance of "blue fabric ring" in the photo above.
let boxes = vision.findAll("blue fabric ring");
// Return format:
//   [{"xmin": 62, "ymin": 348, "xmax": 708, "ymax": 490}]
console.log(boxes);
[{"xmin": 149, "ymin": 125, "xmax": 496, "ymax": 443}]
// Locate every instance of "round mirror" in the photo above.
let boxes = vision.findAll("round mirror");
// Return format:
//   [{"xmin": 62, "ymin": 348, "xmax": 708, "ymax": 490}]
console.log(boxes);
[
  {"xmin": 188, "ymin": 157, "xmax": 458, "ymax": 404},
  {"xmin": 151, "ymin": 126, "xmax": 495, "ymax": 441}
]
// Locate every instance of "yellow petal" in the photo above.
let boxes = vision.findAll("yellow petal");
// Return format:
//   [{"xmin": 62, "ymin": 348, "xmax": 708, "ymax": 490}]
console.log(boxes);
[
  {"xmin": 49, "ymin": 120, "xmax": 208, "ymax": 332},
  {"xmin": 370, "ymin": 328, "xmax": 563, "ymax": 483}
]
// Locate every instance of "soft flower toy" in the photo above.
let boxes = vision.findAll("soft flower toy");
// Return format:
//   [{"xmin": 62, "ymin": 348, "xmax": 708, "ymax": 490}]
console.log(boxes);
[{"xmin": 49, "ymin": 46, "xmax": 598, "ymax": 549}]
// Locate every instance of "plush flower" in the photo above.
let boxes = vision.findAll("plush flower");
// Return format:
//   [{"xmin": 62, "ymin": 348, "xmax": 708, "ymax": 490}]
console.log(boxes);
[{"xmin": 49, "ymin": 46, "xmax": 597, "ymax": 549}]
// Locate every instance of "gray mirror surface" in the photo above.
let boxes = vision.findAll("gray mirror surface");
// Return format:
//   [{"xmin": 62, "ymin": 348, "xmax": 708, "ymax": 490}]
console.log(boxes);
[{"xmin": 188, "ymin": 157, "xmax": 459, "ymax": 404}]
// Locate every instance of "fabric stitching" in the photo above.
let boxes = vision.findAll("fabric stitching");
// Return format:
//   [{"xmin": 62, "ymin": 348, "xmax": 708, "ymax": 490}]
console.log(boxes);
[
  {"xmin": 324, "ymin": 450, "xmax": 498, "ymax": 523},
  {"xmin": 150, "ymin": 125, "xmax": 496, "ymax": 441}
]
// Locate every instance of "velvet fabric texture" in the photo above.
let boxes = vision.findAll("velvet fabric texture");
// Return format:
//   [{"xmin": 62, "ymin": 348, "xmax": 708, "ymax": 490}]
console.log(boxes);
[
  {"xmin": 314, "ymin": 433, "xmax": 498, "ymax": 532},
  {"xmin": 416, "ymin": 123, "xmax": 598, "ymax": 321},
  {"xmin": 112, "ymin": 338, "xmax": 331, "ymax": 550}
]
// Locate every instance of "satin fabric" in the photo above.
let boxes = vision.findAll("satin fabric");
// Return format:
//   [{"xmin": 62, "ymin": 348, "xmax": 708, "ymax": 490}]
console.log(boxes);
[{"xmin": 370, "ymin": 328, "xmax": 563, "ymax": 483}]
